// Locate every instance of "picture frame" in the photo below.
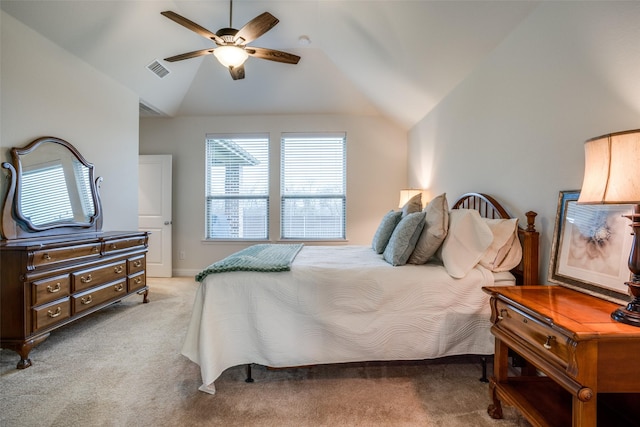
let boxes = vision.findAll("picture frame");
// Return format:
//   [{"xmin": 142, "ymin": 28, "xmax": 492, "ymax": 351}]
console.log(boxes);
[{"xmin": 548, "ymin": 190, "xmax": 633, "ymax": 304}]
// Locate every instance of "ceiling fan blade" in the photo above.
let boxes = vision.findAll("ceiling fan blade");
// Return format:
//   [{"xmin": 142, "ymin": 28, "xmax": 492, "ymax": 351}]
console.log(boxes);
[
  {"xmin": 234, "ymin": 12, "xmax": 279, "ymax": 45},
  {"xmin": 164, "ymin": 48, "xmax": 215, "ymax": 62},
  {"xmin": 246, "ymin": 47, "xmax": 300, "ymax": 64},
  {"xmin": 229, "ymin": 65, "xmax": 246, "ymax": 80},
  {"xmin": 161, "ymin": 11, "xmax": 224, "ymax": 45}
]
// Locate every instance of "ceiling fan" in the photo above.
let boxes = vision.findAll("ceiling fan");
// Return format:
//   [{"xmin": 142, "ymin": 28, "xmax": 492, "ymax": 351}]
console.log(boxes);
[{"xmin": 161, "ymin": 1, "xmax": 300, "ymax": 80}]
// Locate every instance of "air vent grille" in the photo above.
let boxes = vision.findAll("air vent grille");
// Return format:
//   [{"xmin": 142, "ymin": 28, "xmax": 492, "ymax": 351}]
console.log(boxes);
[{"xmin": 147, "ymin": 60, "xmax": 170, "ymax": 78}]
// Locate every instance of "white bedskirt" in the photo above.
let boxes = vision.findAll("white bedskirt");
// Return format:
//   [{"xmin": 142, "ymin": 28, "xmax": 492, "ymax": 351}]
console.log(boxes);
[{"xmin": 181, "ymin": 246, "xmax": 510, "ymax": 394}]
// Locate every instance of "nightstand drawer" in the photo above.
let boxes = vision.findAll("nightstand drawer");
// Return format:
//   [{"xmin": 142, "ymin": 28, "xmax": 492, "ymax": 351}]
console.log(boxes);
[{"xmin": 495, "ymin": 300, "xmax": 572, "ymax": 368}]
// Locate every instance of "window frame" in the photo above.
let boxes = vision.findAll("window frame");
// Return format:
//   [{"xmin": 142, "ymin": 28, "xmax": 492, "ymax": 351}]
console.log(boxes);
[
  {"xmin": 204, "ymin": 133, "xmax": 270, "ymax": 241},
  {"xmin": 280, "ymin": 132, "xmax": 347, "ymax": 241}
]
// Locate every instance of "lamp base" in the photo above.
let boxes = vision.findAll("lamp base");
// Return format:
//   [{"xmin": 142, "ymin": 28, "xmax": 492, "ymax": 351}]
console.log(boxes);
[
  {"xmin": 611, "ymin": 280, "xmax": 640, "ymax": 327},
  {"xmin": 611, "ymin": 301, "xmax": 640, "ymax": 327}
]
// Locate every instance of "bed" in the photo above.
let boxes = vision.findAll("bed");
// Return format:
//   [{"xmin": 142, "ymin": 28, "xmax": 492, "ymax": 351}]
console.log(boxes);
[{"xmin": 182, "ymin": 193, "xmax": 539, "ymax": 394}]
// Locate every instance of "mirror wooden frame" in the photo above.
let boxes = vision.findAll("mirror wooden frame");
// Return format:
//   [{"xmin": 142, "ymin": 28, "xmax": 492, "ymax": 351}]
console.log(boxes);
[{"xmin": 1, "ymin": 136, "xmax": 103, "ymax": 240}]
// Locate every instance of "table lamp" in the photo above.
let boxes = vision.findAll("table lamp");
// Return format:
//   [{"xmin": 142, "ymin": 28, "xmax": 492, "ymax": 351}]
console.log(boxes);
[
  {"xmin": 398, "ymin": 189, "xmax": 423, "ymax": 209},
  {"xmin": 578, "ymin": 129, "xmax": 640, "ymax": 326}
]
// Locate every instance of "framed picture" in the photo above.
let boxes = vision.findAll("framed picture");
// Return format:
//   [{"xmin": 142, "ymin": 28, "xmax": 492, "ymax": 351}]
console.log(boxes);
[{"xmin": 548, "ymin": 190, "xmax": 633, "ymax": 304}]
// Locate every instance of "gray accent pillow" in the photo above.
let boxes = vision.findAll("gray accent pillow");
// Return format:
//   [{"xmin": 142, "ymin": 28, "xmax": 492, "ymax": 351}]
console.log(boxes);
[
  {"xmin": 401, "ymin": 193, "xmax": 422, "ymax": 217},
  {"xmin": 407, "ymin": 193, "xmax": 449, "ymax": 264},
  {"xmin": 371, "ymin": 210, "xmax": 402, "ymax": 254},
  {"xmin": 383, "ymin": 211, "xmax": 426, "ymax": 266}
]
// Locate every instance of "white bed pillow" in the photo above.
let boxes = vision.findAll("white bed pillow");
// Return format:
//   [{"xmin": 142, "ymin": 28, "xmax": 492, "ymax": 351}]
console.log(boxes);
[
  {"xmin": 407, "ymin": 193, "xmax": 449, "ymax": 264},
  {"xmin": 441, "ymin": 209, "xmax": 493, "ymax": 278},
  {"xmin": 480, "ymin": 218, "xmax": 522, "ymax": 272},
  {"xmin": 383, "ymin": 211, "xmax": 426, "ymax": 266},
  {"xmin": 371, "ymin": 210, "xmax": 403, "ymax": 254}
]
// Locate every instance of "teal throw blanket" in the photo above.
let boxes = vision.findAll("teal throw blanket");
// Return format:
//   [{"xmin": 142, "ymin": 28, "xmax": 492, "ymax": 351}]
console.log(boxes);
[{"xmin": 195, "ymin": 243, "xmax": 304, "ymax": 282}]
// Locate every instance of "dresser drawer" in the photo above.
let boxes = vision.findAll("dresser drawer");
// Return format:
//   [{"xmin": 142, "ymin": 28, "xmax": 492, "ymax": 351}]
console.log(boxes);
[
  {"xmin": 103, "ymin": 236, "xmax": 147, "ymax": 254},
  {"xmin": 72, "ymin": 261, "xmax": 127, "ymax": 292},
  {"xmin": 32, "ymin": 298, "xmax": 71, "ymax": 331},
  {"xmin": 72, "ymin": 280, "xmax": 127, "ymax": 314},
  {"xmin": 128, "ymin": 271, "xmax": 146, "ymax": 293},
  {"xmin": 32, "ymin": 243, "xmax": 101, "ymax": 268},
  {"xmin": 31, "ymin": 274, "xmax": 71, "ymax": 306},
  {"xmin": 495, "ymin": 300, "xmax": 572, "ymax": 368},
  {"xmin": 128, "ymin": 254, "xmax": 145, "ymax": 275}
]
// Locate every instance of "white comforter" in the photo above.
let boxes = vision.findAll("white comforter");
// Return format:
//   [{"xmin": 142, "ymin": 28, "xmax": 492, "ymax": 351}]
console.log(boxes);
[{"xmin": 182, "ymin": 245, "xmax": 511, "ymax": 394}]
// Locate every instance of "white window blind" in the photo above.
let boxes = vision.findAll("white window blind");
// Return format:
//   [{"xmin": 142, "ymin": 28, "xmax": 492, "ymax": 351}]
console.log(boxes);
[
  {"xmin": 281, "ymin": 133, "xmax": 346, "ymax": 240},
  {"xmin": 21, "ymin": 162, "xmax": 74, "ymax": 226},
  {"xmin": 205, "ymin": 134, "xmax": 269, "ymax": 239}
]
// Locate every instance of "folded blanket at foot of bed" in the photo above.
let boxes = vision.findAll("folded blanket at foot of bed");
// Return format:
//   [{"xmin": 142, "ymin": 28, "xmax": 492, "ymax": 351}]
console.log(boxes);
[{"xmin": 195, "ymin": 243, "xmax": 304, "ymax": 281}]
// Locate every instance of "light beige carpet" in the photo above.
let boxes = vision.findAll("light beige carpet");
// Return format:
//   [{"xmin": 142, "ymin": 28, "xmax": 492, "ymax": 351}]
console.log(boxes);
[{"xmin": 1, "ymin": 277, "xmax": 529, "ymax": 426}]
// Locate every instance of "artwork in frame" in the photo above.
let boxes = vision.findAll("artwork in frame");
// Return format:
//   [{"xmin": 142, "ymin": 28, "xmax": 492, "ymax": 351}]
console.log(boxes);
[{"xmin": 548, "ymin": 190, "xmax": 634, "ymax": 304}]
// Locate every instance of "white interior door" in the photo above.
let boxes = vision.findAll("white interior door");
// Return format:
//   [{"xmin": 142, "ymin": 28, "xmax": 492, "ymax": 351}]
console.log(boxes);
[{"xmin": 138, "ymin": 155, "xmax": 172, "ymax": 277}]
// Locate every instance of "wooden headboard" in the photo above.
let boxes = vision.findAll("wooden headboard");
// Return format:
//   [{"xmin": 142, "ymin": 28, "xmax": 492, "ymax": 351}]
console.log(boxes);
[{"xmin": 452, "ymin": 193, "xmax": 539, "ymax": 286}]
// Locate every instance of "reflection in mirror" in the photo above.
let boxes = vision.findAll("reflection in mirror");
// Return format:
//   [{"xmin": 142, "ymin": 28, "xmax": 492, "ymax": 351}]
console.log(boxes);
[
  {"xmin": 19, "ymin": 146, "xmax": 95, "ymax": 226},
  {"xmin": 1, "ymin": 136, "xmax": 102, "ymax": 239}
]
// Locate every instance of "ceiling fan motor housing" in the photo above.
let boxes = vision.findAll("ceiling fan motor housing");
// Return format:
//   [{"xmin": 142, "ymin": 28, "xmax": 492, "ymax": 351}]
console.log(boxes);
[{"xmin": 215, "ymin": 28, "xmax": 239, "ymax": 44}]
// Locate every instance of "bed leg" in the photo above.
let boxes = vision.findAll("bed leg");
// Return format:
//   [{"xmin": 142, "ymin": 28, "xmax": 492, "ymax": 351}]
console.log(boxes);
[
  {"xmin": 245, "ymin": 364, "xmax": 254, "ymax": 383},
  {"xmin": 479, "ymin": 356, "xmax": 489, "ymax": 383}
]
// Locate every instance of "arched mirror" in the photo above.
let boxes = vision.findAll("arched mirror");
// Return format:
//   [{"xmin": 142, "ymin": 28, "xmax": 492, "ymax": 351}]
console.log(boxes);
[{"xmin": 1, "ymin": 137, "xmax": 102, "ymax": 239}]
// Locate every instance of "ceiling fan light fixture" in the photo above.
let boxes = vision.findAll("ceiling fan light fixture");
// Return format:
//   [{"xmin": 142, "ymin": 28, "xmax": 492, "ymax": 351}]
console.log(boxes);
[{"xmin": 213, "ymin": 45, "xmax": 249, "ymax": 68}]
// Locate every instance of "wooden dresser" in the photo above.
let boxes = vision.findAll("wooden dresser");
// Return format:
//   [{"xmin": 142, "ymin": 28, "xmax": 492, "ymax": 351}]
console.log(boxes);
[
  {"xmin": 0, "ymin": 231, "xmax": 149, "ymax": 368},
  {"xmin": 1, "ymin": 136, "xmax": 150, "ymax": 369},
  {"xmin": 483, "ymin": 285, "xmax": 640, "ymax": 426}
]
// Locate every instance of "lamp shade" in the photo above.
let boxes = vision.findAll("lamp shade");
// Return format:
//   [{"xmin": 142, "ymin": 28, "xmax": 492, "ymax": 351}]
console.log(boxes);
[
  {"xmin": 213, "ymin": 46, "xmax": 249, "ymax": 68},
  {"xmin": 578, "ymin": 129, "xmax": 640, "ymax": 204},
  {"xmin": 398, "ymin": 189, "xmax": 422, "ymax": 208}
]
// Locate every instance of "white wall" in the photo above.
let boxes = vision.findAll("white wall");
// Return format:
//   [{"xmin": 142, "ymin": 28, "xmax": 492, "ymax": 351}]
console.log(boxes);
[
  {"xmin": 408, "ymin": 2, "xmax": 640, "ymax": 284},
  {"xmin": 1, "ymin": 11, "xmax": 140, "ymax": 232},
  {"xmin": 140, "ymin": 115, "xmax": 406, "ymax": 276}
]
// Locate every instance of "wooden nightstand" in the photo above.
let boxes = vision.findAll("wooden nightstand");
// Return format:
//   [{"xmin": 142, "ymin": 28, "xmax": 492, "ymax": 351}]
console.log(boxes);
[{"xmin": 482, "ymin": 285, "xmax": 640, "ymax": 427}]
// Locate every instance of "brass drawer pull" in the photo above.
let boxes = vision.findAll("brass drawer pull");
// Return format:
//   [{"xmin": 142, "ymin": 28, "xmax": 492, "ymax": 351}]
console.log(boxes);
[
  {"xmin": 114, "ymin": 266, "xmax": 124, "ymax": 274},
  {"xmin": 47, "ymin": 283, "xmax": 62, "ymax": 293},
  {"xmin": 543, "ymin": 335, "xmax": 555, "ymax": 350},
  {"xmin": 498, "ymin": 309, "xmax": 508, "ymax": 320},
  {"xmin": 114, "ymin": 283, "xmax": 124, "ymax": 292},
  {"xmin": 81, "ymin": 295, "xmax": 93, "ymax": 305},
  {"xmin": 92, "ymin": 246, "xmax": 99, "ymax": 253},
  {"xmin": 80, "ymin": 274, "xmax": 93, "ymax": 284},
  {"xmin": 133, "ymin": 260, "xmax": 142, "ymax": 268},
  {"xmin": 47, "ymin": 307, "xmax": 62, "ymax": 318},
  {"xmin": 110, "ymin": 243, "xmax": 117, "ymax": 250},
  {"xmin": 43, "ymin": 253, "xmax": 51, "ymax": 261},
  {"xmin": 134, "ymin": 277, "xmax": 143, "ymax": 285}
]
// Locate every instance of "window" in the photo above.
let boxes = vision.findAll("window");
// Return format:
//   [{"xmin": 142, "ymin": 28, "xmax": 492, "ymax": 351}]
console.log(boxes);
[
  {"xmin": 21, "ymin": 161, "xmax": 74, "ymax": 226},
  {"xmin": 205, "ymin": 134, "xmax": 269, "ymax": 239},
  {"xmin": 281, "ymin": 133, "xmax": 346, "ymax": 240}
]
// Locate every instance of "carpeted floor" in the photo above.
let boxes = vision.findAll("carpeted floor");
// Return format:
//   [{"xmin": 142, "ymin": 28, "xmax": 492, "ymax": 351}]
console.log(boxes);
[{"xmin": 1, "ymin": 277, "xmax": 529, "ymax": 426}]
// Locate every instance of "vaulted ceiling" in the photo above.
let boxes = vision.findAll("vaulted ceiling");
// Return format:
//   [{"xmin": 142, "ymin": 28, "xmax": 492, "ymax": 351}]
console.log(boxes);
[{"xmin": 1, "ymin": 1, "xmax": 539, "ymax": 129}]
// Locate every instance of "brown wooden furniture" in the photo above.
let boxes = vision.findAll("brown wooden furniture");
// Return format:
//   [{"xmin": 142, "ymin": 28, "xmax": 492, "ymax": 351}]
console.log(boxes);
[
  {"xmin": 483, "ymin": 285, "xmax": 640, "ymax": 426},
  {"xmin": 1, "ymin": 137, "xmax": 149, "ymax": 368},
  {"xmin": 0, "ymin": 231, "xmax": 149, "ymax": 368}
]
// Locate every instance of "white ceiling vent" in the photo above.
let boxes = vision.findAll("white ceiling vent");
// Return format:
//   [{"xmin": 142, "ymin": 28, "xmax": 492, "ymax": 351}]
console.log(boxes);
[{"xmin": 147, "ymin": 60, "xmax": 170, "ymax": 78}]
